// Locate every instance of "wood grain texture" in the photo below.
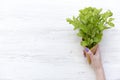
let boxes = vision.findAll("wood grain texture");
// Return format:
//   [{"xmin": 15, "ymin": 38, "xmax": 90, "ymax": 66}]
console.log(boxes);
[{"xmin": 0, "ymin": 0, "xmax": 120, "ymax": 80}]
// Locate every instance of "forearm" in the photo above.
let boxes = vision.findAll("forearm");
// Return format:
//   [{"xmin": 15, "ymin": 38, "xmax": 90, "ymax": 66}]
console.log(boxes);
[{"xmin": 95, "ymin": 67, "xmax": 106, "ymax": 80}]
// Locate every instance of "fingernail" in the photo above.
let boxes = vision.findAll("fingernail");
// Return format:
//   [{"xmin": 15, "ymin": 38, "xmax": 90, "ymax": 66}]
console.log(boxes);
[{"xmin": 85, "ymin": 48, "xmax": 89, "ymax": 52}]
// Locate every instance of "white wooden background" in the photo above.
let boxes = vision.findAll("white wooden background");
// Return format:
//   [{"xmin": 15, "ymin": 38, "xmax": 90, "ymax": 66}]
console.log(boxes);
[{"xmin": 0, "ymin": 0, "xmax": 120, "ymax": 80}]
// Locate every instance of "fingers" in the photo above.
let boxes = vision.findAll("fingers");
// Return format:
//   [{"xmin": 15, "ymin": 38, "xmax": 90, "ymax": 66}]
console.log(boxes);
[
  {"xmin": 88, "ymin": 50, "xmax": 94, "ymax": 61},
  {"xmin": 83, "ymin": 50, "xmax": 86, "ymax": 57},
  {"xmin": 85, "ymin": 47, "xmax": 94, "ymax": 60}
]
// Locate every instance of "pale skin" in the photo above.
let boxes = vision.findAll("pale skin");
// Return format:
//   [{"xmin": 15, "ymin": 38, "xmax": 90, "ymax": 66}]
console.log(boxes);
[{"xmin": 85, "ymin": 46, "xmax": 106, "ymax": 80}]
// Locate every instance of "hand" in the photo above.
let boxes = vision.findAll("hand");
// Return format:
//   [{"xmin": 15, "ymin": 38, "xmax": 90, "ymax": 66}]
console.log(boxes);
[
  {"xmin": 85, "ymin": 46, "xmax": 102, "ymax": 70},
  {"xmin": 85, "ymin": 46, "xmax": 106, "ymax": 80}
]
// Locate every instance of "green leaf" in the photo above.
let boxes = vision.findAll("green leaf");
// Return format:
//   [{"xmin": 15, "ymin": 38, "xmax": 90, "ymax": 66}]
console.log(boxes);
[
  {"xmin": 77, "ymin": 30, "xmax": 84, "ymax": 37},
  {"xmin": 66, "ymin": 18, "xmax": 73, "ymax": 24},
  {"xmin": 90, "ymin": 39, "xmax": 93, "ymax": 44},
  {"xmin": 93, "ymin": 37, "xmax": 99, "ymax": 43},
  {"xmin": 98, "ymin": 23, "xmax": 105, "ymax": 31},
  {"xmin": 81, "ymin": 41, "xmax": 88, "ymax": 47},
  {"xmin": 108, "ymin": 22, "xmax": 115, "ymax": 27},
  {"xmin": 108, "ymin": 18, "xmax": 114, "ymax": 22},
  {"xmin": 93, "ymin": 33, "xmax": 102, "ymax": 43}
]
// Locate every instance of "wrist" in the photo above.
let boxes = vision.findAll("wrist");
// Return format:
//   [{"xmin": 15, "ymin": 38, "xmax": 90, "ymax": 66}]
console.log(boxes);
[
  {"xmin": 95, "ymin": 63, "xmax": 104, "ymax": 75},
  {"xmin": 95, "ymin": 67, "xmax": 106, "ymax": 80}
]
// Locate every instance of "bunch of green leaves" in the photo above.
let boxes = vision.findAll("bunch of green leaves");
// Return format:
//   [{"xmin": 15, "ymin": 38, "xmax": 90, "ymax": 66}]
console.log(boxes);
[{"xmin": 66, "ymin": 7, "xmax": 114, "ymax": 49}]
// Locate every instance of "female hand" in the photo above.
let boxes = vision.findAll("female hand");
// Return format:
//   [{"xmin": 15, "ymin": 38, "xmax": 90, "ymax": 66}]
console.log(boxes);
[{"xmin": 85, "ymin": 46, "xmax": 106, "ymax": 80}]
